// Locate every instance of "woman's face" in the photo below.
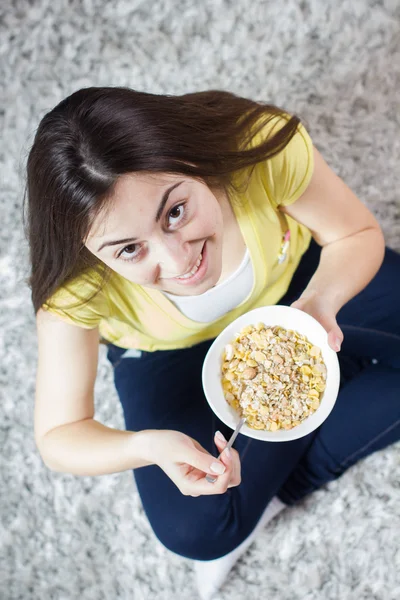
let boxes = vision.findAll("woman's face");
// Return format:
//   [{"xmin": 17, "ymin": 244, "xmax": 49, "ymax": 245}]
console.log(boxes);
[{"xmin": 85, "ymin": 172, "xmax": 230, "ymax": 296}]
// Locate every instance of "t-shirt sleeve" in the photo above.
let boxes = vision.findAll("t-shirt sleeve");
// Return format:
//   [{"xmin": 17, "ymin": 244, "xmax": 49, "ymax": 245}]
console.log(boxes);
[
  {"xmin": 258, "ymin": 114, "xmax": 314, "ymax": 209},
  {"xmin": 41, "ymin": 273, "xmax": 108, "ymax": 330}
]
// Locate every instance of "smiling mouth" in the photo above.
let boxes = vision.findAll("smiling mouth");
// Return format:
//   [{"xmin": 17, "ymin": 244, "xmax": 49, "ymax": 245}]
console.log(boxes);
[{"xmin": 175, "ymin": 248, "xmax": 204, "ymax": 280}]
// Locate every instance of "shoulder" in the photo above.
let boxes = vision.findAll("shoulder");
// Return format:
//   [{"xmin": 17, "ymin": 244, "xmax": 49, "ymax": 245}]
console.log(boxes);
[
  {"xmin": 41, "ymin": 268, "xmax": 110, "ymax": 329},
  {"xmin": 252, "ymin": 112, "xmax": 314, "ymax": 209}
]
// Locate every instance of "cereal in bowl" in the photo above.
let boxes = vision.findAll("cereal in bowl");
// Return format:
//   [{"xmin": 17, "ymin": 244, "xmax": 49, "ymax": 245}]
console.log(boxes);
[{"xmin": 221, "ymin": 322, "xmax": 327, "ymax": 431}]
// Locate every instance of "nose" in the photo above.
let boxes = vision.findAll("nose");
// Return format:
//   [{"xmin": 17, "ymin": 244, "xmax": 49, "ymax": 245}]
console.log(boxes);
[{"xmin": 153, "ymin": 236, "xmax": 192, "ymax": 279}]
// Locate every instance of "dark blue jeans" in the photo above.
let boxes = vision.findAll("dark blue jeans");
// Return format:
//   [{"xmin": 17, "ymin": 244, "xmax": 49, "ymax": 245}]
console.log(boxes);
[{"xmin": 107, "ymin": 240, "xmax": 400, "ymax": 560}]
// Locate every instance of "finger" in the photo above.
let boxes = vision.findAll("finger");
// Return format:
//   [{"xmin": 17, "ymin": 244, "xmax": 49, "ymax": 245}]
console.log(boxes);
[
  {"xmin": 187, "ymin": 466, "xmax": 233, "ymax": 495},
  {"xmin": 219, "ymin": 445, "xmax": 241, "ymax": 487},
  {"xmin": 189, "ymin": 433, "xmax": 232, "ymax": 487},
  {"xmin": 185, "ymin": 467, "xmax": 209, "ymax": 482},
  {"xmin": 214, "ymin": 434, "xmax": 241, "ymax": 489},
  {"xmin": 192, "ymin": 438, "xmax": 229, "ymax": 470},
  {"xmin": 213, "ymin": 432, "xmax": 232, "ymax": 476},
  {"xmin": 214, "ymin": 432, "xmax": 241, "ymax": 485},
  {"xmin": 182, "ymin": 445, "xmax": 227, "ymax": 478},
  {"xmin": 328, "ymin": 326, "xmax": 344, "ymax": 352},
  {"xmin": 214, "ymin": 430, "xmax": 228, "ymax": 456},
  {"xmin": 228, "ymin": 448, "xmax": 241, "ymax": 487},
  {"xmin": 174, "ymin": 434, "xmax": 235, "ymax": 495},
  {"xmin": 185, "ymin": 447, "xmax": 234, "ymax": 495}
]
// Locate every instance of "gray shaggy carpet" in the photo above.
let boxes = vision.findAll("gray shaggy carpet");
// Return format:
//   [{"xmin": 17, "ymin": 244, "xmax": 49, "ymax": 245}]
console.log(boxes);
[{"xmin": 1, "ymin": 1, "xmax": 399, "ymax": 599}]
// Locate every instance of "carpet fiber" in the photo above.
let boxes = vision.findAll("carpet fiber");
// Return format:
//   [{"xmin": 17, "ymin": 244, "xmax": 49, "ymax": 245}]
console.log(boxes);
[{"xmin": 1, "ymin": 1, "xmax": 399, "ymax": 599}]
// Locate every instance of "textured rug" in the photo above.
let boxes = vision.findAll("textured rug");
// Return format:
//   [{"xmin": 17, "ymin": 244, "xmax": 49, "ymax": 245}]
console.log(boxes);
[{"xmin": 1, "ymin": 1, "xmax": 399, "ymax": 599}]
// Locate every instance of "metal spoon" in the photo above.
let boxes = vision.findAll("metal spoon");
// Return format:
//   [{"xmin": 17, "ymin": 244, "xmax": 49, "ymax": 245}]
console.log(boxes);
[{"xmin": 206, "ymin": 417, "xmax": 247, "ymax": 483}]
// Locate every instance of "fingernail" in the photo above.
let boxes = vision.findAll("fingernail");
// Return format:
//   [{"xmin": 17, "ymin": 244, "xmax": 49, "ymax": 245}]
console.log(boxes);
[
  {"xmin": 215, "ymin": 430, "xmax": 226, "ymax": 442},
  {"xmin": 223, "ymin": 447, "xmax": 231, "ymax": 459},
  {"xmin": 210, "ymin": 462, "xmax": 226, "ymax": 474},
  {"xmin": 334, "ymin": 337, "xmax": 341, "ymax": 352}
]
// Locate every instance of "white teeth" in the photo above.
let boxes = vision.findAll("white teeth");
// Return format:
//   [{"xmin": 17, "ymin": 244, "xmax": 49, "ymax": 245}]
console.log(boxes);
[{"xmin": 177, "ymin": 253, "xmax": 202, "ymax": 279}]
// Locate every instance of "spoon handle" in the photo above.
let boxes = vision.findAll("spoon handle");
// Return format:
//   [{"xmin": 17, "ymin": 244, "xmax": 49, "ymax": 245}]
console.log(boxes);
[{"xmin": 205, "ymin": 417, "xmax": 246, "ymax": 483}]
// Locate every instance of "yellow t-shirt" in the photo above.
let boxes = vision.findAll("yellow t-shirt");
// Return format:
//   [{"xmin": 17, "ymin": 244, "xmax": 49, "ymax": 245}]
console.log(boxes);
[{"xmin": 43, "ymin": 114, "xmax": 314, "ymax": 351}]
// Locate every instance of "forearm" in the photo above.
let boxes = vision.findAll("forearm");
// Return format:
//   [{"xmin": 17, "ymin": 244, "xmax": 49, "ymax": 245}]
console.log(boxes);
[
  {"xmin": 38, "ymin": 418, "xmax": 158, "ymax": 476},
  {"xmin": 300, "ymin": 227, "xmax": 385, "ymax": 313}
]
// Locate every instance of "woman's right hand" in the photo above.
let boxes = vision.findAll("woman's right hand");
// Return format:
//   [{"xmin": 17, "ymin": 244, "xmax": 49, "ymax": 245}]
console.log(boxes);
[{"xmin": 145, "ymin": 429, "xmax": 241, "ymax": 497}]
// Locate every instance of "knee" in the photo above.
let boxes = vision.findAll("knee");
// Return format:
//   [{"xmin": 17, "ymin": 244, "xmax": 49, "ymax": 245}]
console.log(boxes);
[
  {"xmin": 149, "ymin": 508, "xmax": 244, "ymax": 561},
  {"xmin": 292, "ymin": 435, "xmax": 343, "ymax": 491}
]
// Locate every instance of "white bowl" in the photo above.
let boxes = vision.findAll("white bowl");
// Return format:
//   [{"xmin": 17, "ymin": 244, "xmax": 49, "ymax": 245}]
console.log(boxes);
[{"xmin": 202, "ymin": 305, "xmax": 340, "ymax": 442}]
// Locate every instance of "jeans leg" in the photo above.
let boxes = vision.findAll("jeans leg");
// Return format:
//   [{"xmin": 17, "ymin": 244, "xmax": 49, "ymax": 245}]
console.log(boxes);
[
  {"xmin": 278, "ymin": 246, "xmax": 400, "ymax": 504},
  {"xmin": 278, "ymin": 361, "xmax": 400, "ymax": 504},
  {"xmin": 106, "ymin": 340, "xmax": 318, "ymax": 559}
]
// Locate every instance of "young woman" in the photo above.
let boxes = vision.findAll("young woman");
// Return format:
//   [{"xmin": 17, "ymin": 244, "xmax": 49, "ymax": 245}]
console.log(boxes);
[{"xmin": 27, "ymin": 87, "xmax": 400, "ymax": 600}]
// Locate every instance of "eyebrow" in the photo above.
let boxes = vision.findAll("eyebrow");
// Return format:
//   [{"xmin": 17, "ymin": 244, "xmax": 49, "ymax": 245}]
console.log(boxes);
[{"xmin": 96, "ymin": 181, "xmax": 183, "ymax": 252}]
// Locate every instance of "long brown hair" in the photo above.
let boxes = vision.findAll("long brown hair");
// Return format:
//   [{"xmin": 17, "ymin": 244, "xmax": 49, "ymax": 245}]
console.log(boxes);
[{"xmin": 24, "ymin": 87, "xmax": 304, "ymax": 313}]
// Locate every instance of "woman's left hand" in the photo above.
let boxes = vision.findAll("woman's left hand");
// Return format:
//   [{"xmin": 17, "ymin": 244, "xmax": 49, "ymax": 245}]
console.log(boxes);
[{"xmin": 290, "ymin": 291, "xmax": 344, "ymax": 352}]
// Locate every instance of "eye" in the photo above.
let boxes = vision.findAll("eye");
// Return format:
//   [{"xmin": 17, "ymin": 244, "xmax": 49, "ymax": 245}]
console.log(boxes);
[
  {"xmin": 118, "ymin": 243, "xmax": 142, "ymax": 262},
  {"xmin": 168, "ymin": 203, "xmax": 187, "ymax": 227}
]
